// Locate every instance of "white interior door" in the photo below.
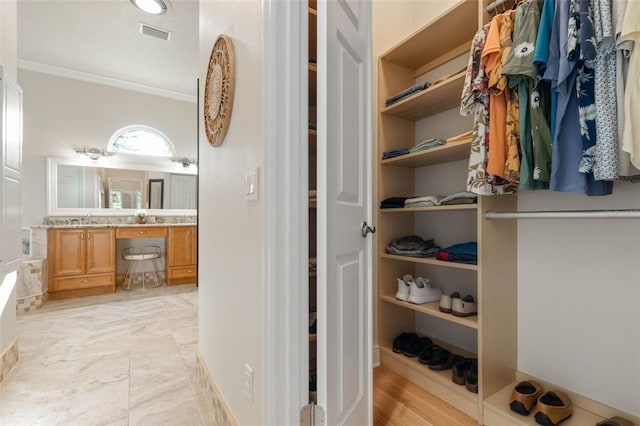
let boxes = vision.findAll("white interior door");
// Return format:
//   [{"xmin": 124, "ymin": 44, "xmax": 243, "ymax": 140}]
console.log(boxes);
[
  {"xmin": 317, "ymin": 0, "xmax": 372, "ymax": 424},
  {"xmin": 1, "ymin": 69, "xmax": 23, "ymax": 275}
]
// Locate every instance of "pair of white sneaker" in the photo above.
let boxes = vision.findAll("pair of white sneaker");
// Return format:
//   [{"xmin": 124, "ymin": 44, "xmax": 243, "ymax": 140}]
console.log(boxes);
[{"xmin": 395, "ymin": 274, "xmax": 443, "ymax": 304}]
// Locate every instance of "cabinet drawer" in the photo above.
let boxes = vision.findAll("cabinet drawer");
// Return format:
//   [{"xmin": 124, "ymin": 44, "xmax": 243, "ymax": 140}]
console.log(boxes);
[
  {"xmin": 52, "ymin": 273, "xmax": 115, "ymax": 291},
  {"xmin": 116, "ymin": 227, "xmax": 168, "ymax": 239},
  {"xmin": 169, "ymin": 265, "xmax": 197, "ymax": 279}
]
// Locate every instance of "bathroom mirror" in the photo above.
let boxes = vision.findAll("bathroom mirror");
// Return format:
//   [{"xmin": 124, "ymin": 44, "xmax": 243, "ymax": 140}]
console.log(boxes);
[{"xmin": 47, "ymin": 156, "xmax": 197, "ymax": 216}]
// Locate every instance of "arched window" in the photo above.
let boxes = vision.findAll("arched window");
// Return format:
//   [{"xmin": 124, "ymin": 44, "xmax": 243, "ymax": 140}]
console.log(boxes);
[{"xmin": 107, "ymin": 125, "xmax": 176, "ymax": 158}]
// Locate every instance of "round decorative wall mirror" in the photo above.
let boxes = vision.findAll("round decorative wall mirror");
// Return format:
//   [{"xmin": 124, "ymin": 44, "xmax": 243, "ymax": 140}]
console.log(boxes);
[{"xmin": 204, "ymin": 35, "xmax": 236, "ymax": 146}]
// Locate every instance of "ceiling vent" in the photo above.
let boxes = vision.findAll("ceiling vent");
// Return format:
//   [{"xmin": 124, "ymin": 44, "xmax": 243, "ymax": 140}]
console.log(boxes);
[{"xmin": 139, "ymin": 23, "xmax": 171, "ymax": 41}]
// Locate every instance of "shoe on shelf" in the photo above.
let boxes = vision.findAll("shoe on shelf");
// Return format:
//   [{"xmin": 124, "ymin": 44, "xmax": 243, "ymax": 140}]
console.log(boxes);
[
  {"xmin": 597, "ymin": 417, "xmax": 636, "ymax": 426},
  {"xmin": 465, "ymin": 363, "xmax": 478, "ymax": 393},
  {"xmin": 407, "ymin": 277, "xmax": 443, "ymax": 304},
  {"xmin": 533, "ymin": 391, "xmax": 573, "ymax": 426},
  {"xmin": 439, "ymin": 291, "xmax": 461, "ymax": 313},
  {"xmin": 429, "ymin": 352, "xmax": 463, "ymax": 371},
  {"xmin": 395, "ymin": 274, "xmax": 413, "ymax": 301},
  {"xmin": 452, "ymin": 358, "xmax": 477, "ymax": 385},
  {"xmin": 419, "ymin": 345, "xmax": 450, "ymax": 367},
  {"xmin": 509, "ymin": 380, "xmax": 544, "ymax": 415},
  {"xmin": 392, "ymin": 332, "xmax": 417, "ymax": 354},
  {"xmin": 404, "ymin": 336, "xmax": 433, "ymax": 358},
  {"xmin": 452, "ymin": 294, "xmax": 477, "ymax": 317}
]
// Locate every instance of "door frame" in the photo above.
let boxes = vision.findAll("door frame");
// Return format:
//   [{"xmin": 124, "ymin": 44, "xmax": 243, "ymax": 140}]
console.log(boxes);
[{"xmin": 262, "ymin": 0, "xmax": 310, "ymax": 424}]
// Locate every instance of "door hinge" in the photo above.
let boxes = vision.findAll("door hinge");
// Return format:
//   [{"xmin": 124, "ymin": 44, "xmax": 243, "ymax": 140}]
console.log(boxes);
[{"xmin": 300, "ymin": 403, "xmax": 325, "ymax": 426}]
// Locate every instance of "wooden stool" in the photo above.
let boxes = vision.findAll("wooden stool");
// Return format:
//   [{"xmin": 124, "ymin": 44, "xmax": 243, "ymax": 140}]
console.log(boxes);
[{"xmin": 122, "ymin": 246, "xmax": 162, "ymax": 290}]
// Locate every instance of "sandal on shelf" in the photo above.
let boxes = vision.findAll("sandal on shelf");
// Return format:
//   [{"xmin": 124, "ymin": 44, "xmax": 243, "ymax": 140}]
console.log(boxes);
[
  {"xmin": 533, "ymin": 390, "xmax": 573, "ymax": 426},
  {"xmin": 596, "ymin": 417, "xmax": 636, "ymax": 426},
  {"xmin": 510, "ymin": 380, "xmax": 544, "ymax": 415}
]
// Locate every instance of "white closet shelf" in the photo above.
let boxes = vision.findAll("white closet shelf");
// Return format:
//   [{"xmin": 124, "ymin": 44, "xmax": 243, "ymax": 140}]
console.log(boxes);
[
  {"xmin": 381, "ymin": 295, "xmax": 478, "ymax": 329},
  {"xmin": 381, "ymin": 72, "xmax": 467, "ymax": 121},
  {"xmin": 381, "ymin": 138, "xmax": 472, "ymax": 168},
  {"xmin": 380, "ymin": 253, "xmax": 478, "ymax": 271},
  {"xmin": 380, "ymin": 204, "xmax": 478, "ymax": 213},
  {"xmin": 379, "ymin": 345, "xmax": 479, "ymax": 419}
]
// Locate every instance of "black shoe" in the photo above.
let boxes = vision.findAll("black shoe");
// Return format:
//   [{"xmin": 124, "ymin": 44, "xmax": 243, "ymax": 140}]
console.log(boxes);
[
  {"xmin": 392, "ymin": 332, "xmax": 417, "ymax": 354},
  {"xmin": 403, "ymin": 336, "xmax": 432, "ymax": 357}
]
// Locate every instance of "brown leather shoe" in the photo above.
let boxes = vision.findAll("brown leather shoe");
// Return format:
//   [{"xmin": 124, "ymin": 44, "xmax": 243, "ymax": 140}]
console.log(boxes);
[
  {"xmin": 597, "ymin": 416, "xmax": 636, "ymax": 426},
  {"xmin": 533, "ymin": 390, "xmax": 573, "ymax": 426},
  {"xmin": 509, "ymin": 380, "xmax": 543, "ymax": 415}
]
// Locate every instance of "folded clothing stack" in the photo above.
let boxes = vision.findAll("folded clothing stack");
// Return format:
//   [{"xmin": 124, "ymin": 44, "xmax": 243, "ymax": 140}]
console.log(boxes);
[
  {"xmin": 409, "ymin": 138, "xmax": 446, "ymax": 153},
  {"xmin": 385, "ymin": 235, "xmax": 439, "ymax": 258},
  {"xmin": 382, "ymin": 148, "xmax": 411, "ymax": 160},
  {"xmin": 385, "ymin": 81, "xmax": 431, "ymax": 106},
  {"xmin": 437, "ymin": 242, "xmax": 477, "ymax": 265},
  {"xmin": 402, "ymin": 191, "xmax": 477, "ymax": 208},
  {"xmin": 380, "ymin": 197, "xmax": 408, "ymax": 209}
]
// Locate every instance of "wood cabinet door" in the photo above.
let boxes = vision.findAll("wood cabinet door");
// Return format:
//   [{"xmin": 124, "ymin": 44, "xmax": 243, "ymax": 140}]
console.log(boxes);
[
  {"xmin": 86, "ymin": 228, "xmax": 115, "ymax": 274},
  {"xmin": 50, "ymin": 229, "xmax": 86, "ymax": 276},
  {"xmin": 168, "ymin": 226, "xmax": 195, "ymax": 267},
  {"xmin": 190, "ymin": 226, "xmax": 197, "ymax": 265}
]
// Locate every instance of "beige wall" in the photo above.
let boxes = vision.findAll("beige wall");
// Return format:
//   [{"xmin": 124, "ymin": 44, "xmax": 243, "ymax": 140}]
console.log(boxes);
[
  {"xmin": 0, "ymin": 0, "xmax": 17, "ymax": 79},
  {"xmin": 18, "ymin": 70, "xmax": 197, "ymax": 227},
  {"xmin": 198, "ymin": 1, "xmax": 263, "ymax": 424}
]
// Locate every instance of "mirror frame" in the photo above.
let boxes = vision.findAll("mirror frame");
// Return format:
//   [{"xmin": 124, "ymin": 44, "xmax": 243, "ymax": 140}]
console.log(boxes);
[{"xmin": 47, "ymin": 156, "xmax": 197, "ymax": 216}]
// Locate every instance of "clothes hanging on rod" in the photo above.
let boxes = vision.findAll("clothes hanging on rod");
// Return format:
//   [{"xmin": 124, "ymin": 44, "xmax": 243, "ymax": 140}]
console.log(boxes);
[{"xmin": 461, "ymin": 0, "xmax": 639, "ymax": 197}]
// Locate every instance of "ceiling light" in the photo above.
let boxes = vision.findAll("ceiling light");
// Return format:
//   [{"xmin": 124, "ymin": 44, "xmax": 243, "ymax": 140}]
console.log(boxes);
[{"xmin": 130, "ymin": 0, "xmax": 168, "ymax": 15}]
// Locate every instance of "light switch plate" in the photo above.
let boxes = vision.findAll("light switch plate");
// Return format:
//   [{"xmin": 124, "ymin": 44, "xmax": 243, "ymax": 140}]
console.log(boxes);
[{"xmin": 245, "ymin": 168, "xmax": 259, "ymax": 201}]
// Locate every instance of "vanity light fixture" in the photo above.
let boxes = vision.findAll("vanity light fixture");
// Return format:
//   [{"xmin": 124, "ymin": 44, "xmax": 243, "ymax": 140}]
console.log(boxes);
[
  {"xmin": 75, "ymin": 148, "xmax": 112, "ymax": 160},
  {"xmin": 130, "ymin": 0, "xmax": 168, "ymax": 15},
  {"xmin": 172, "ymin": 157, "xmax": 197, "ymax": 168}
]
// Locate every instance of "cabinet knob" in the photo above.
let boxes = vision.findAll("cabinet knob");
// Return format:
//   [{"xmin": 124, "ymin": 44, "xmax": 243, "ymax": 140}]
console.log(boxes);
[
  {"xmin": 81, "ymin": 279, "xmax": 89, "ymax": 283},
  {"xmin": 139, "ymin": 231, "xmax": 145, "ymax": 234}
]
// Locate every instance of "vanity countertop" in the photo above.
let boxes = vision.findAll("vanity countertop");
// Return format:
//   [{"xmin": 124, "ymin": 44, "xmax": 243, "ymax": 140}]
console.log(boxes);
[{"xmin": 33, "ymin": 223, "xmax": 197, "ymax": 229}]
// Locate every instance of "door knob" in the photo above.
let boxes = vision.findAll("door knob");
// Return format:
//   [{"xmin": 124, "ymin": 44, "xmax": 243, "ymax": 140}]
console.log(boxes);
[{"xmin": 361, "ymin": 221, "xmax": 376, "ymax": 238}]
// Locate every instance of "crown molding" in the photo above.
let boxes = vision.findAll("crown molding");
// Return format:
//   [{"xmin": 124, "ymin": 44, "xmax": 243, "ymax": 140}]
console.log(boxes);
[{"xmin": 17, "ymin": 59, "xmax": 196, "ymax": 104}]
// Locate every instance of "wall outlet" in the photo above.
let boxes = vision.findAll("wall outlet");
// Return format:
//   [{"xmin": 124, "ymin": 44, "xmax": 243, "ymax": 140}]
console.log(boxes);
[{"xmin": 244, "ymin": 363, "xmax": 253, "ymax": 403}]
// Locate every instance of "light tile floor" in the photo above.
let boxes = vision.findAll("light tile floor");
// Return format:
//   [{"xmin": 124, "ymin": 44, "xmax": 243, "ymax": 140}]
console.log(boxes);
[{"xmin": 0, "ymin": 284, "xmax": 215, "ymax": 426}]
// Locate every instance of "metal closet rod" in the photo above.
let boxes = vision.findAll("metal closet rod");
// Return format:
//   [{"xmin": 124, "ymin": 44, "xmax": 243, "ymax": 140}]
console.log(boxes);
[
  {"xmin": 486, "ymin": 0, "xmax": 512, "ymax": 13},
  {"xmin": 485, "ymin": 209, "xmax": 640, "ymax": 219}
]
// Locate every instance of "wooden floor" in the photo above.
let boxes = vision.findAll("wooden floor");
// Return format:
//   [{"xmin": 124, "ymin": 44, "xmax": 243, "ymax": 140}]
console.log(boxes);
[{"xmin": 374, "ymin": 366, "xmax": 479, "ymax": 426}]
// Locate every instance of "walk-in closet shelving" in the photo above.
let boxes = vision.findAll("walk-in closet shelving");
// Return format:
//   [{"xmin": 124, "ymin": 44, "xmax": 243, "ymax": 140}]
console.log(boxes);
[{"xmin": 376, "ymin": 0, "xmax": 518, "ymax": 422}]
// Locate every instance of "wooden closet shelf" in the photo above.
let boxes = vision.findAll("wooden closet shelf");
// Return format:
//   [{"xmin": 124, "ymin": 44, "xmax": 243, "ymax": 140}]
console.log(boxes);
[
  {"xmin": 380, "ymin": 253, "xmax": 478, "ymax": 271},
  {"xmin": 381, "ymin": 138, "xmax": 472, "ymax": 168},
  {"xmin": 380, "ymin": 295, "xmax": 478, "ymax": 329},
  {"xmin": 309, "ymin": 333, "xmax": 317, "ymax": 342},
  {"xmin": 381, "ymin": 72, "xmax": 466, "ymax": 121},
  {"xmin": 380, "ymin": 204, "xmax": 478, "ymax": 213},
  {"xmin": 379, "ymin": 346, "xmax": 479, "ymax": 419},
  {"xmin": 380, "ymin": 0, "xmax": 478, "ymax": 71}
]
